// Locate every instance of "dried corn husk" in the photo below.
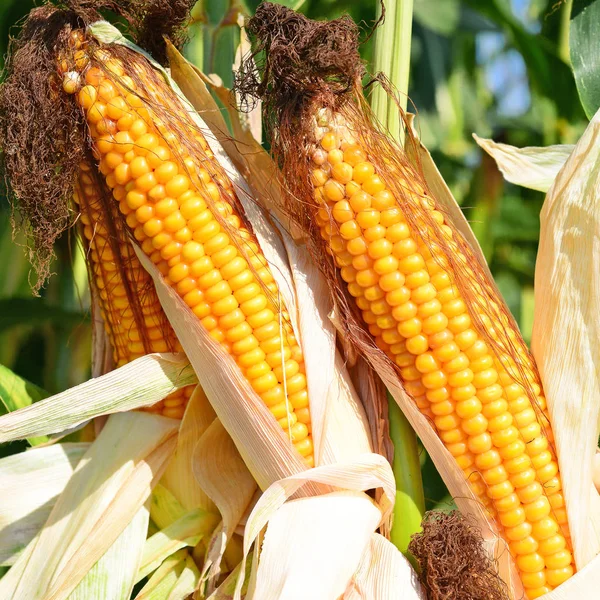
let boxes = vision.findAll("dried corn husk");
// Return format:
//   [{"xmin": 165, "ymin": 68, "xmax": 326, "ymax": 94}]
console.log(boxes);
[
  {"xmin": 0, "ymin": 412, "xmax": 178, "ymax": 599},
  {"xmin": 532, "ymin": 107, "xmax": 600, "ymax": 568},
  {"xmin": 473, "ymin": 134, "xmax": 573, "ymax": 193},
  {"xmin": 342, "ymin": 533, "xmax": 424, "ymax": 599},
  {"xmin": 0, "ymin": 443, "xmax": 89, "ymax": 565},
  {"xmin": 0, "ymin": 354, "xmax": 195, "ymax": 444}
]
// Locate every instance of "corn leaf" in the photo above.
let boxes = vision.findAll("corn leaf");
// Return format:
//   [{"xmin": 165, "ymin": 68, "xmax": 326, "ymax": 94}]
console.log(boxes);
[
  {"xmin": 136, "ymin": 508, "xmax": 219, "ymax": 582},
  {"xmin": 67, "ymin": 507, "xmax": 148, "ymax": 600},
  {"xmin": 342, "ymin": 533, "xmax": 424, "ymax": 599},
  {"xmin": 0, "ymin": 299, "xmax": 86, "ymax": 333},
  {"xmin": 0, "ymin": 412, "xmax": 178, "ymax": 600},
  {"xmin": 473, "ymin": 134, "xmax": 574, "ymax": 192},
  {"xmin": 532, "ymin": 107, "xmax": 600, "ymax": 568},
  {"xmin": 0, "ymin": 443, "xmax": 89, "ymax": 565},
  {"xmin": 570, "ymin": 0, "xmax": 600, "ymax": 119},
  {"xmin": 134, "ymin": 550, "xmax": 187, "ymax": 600},
  {"xmin": 0, "ymin": 364, "xmax": 48, "ymax": 445},
  {"xmin": 0, "ymin": 354, "xmax": 196, "ymax": 444}
]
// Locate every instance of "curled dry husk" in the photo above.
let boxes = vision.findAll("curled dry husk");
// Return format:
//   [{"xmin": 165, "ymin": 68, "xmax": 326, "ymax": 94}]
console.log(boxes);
[{"xmin": 0, "ymin": 4, "xmax": 408, "ymax": 598}]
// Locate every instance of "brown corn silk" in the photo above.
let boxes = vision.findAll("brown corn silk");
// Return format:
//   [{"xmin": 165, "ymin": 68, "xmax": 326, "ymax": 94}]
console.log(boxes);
[
  {"xmin": 241, "ymin": 3, "xmax": 574, "ymax": 597},
  {"xmin": 57, "ymin": 20, "xmax": 313, "ymax": 462},
  {"xmin": 75, "ymin": 157, "xmax": 194, "ymax": 417},
  {"xmin": 408, "ymin": 511, "xmax": 510, "ymax": 600}
]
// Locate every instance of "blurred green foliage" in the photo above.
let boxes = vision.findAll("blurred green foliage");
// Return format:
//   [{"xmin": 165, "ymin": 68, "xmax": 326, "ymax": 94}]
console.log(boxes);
[{"xmin": 0, "ymin": 0, "xmax": 590, "ymax": 508}]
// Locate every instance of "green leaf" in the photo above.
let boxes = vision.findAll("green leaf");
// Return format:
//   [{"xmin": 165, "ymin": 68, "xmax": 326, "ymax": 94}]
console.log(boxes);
[
  {"xmin": 571, "ymin": 0, "xmax": 600, "ymax": 118},
  {"xmin": 0, "ymin": 299, "xmax": 86, "ymax": 333},
  {"xmin": 414, "ymin": 0, "xmax": 460, "ymax": 35},
  {"xmin": 466, "ymin": 0, "xmax": 580, "ymax": 119},
  {"xmin": 0, "ymin": 364, "xmax": 48, "ymax": 445}
]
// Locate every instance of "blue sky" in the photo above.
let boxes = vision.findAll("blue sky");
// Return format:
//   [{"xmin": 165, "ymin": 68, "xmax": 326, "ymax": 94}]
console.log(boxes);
[{"xmin": 475, "ymin": 0, "xmax": 535, "ymax": 117}]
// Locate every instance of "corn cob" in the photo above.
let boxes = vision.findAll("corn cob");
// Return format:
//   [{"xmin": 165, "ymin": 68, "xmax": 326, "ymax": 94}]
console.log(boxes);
[
  {"xmin": 75, "ymin": 159, "xmax": 195, "ymax": 418},
  {"xmin": 61, "ymin": 33, "xmax": 313, "ymax": 464},
  {"xmin": 305, "ymin": 115, "xmax": 572, "ymax": 597}
]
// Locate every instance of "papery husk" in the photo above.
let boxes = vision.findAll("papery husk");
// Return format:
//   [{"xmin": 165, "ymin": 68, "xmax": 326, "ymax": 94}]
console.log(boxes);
[
  {"xmin": 532, "ymin": 107, "xmax": 600, "ymax": 568},
  {"xmin": 161, "ymin": 385, "xmax": 217, "ymax": 513},
  {"xmin": 342, "ymin": 533, "xmax": 424, "ymax": 600},
  {"xmin": 0, "ymin": 443, "xmax": 89, "ymax": 565},
  {"xmin": 136, "ymin": 507, "xmax": 219, "ymax": 582},
  {"xmin": 207, "ymin": 557, "xmax": 252, "ymax": 600},
  {"xmin": 0, "ymin": 412, "xmax": 178, "ymax": 600},
  {"xmin": 473, "ymin": 134, "xmax": 574, "ymax": 193},
  {"xmin": 0, "ymin": 353, "xmax": 196, "ymax": 444},
  {"xmin": 252, "ymin": 491, "xmax": 382, "ymax": 600},
  {"xmin": 168, "ymin": 553, "xmax": 202, "ymax": 600},
  {"xmin": 233, "ymin": 453, "xmax": 395, "ymax": 599},
  {"xmin": 193, "ymin": 419, "xmax": 257, "ymax": 591},
  {"xmin": 68, "ymin": 506, "xmax": 148, "ymax": 600},
  {"xmin": 134, "ymin": 549, "xmax": 187, "ymax": 600}
]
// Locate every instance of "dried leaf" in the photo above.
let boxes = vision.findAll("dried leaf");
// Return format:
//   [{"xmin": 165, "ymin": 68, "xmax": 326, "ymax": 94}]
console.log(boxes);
[
  {"xmin": 68, "ymin": 507, "xmax": 148, "ymax": 600},
  {"xmin": 193, "ymin": 419, "xmax": 256, "ymax": 587},
  {"xmin": 234, "ymin": 454, "xmax": 395, "ymax": 599},
  {"xmin": 473, "ymin": 134, "xmax": 573, "ymax": 193},
  {"xmin": 0, "ymin": 443, "xmax": 89, "ymax": 565},
  {"xmin": 136, "ymin": 508, "xmax": 220, "ymax": 582},
  {"xmin": 0, "ymin": 354, "xmax": 196, "ymax": 444},
  {"xmin": 161, "ymin": 385, "xmax": 217, "ymax": 513},
  {"xmin": 253, "ymin": 492, "xmax": 382, "ymax": 600},
  {"xmin": 0, "ymin": 412, "xmax": 178, "ymax": 600}
]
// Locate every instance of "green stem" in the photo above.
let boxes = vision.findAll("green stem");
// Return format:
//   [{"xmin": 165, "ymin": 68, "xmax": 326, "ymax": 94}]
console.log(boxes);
[
  {"xmin": 389, "ymin": 396, "xmax": 425, "ymax": 564},
  {"xmin": 372, "ymin": 0, "xmax": 425, "ymax": 560},
  {"xmin": 558, "ymin": 0, "xmax": 572, "ymax": 65},
  {"xmin": 372, "ymin": 0, "xmax": 414, "ymax": 144}
]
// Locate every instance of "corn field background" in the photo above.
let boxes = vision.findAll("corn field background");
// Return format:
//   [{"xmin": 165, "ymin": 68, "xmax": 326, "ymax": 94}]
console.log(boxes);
[{"xmin": 0, "ymin": 0, "xmax": 587, "ymax": 509}]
